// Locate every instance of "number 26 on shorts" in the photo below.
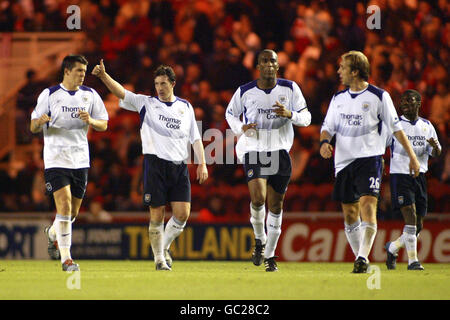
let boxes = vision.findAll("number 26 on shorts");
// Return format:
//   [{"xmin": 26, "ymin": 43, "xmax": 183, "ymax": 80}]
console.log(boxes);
[{"xmin": 369, "ymin": 177, "xmax": 380, "ymax": 190}]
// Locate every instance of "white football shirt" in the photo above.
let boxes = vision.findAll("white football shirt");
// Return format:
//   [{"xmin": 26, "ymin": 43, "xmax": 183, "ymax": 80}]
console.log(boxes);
[
  {"xmin": 226, "ymin": 79, "xmax": 311, "ymax": 162},
  {"xmin": 388, "ymin": 116, "xmax": 441, "ymax": 174},
  {"xmin": 31, "ymin": 83, "xmax": 108, "ymax": 169},
  {"xmin": 119, "ymin": 89, "xmax": 201, "ymax": 162},
  {"xmin": 321, "ymin": 84, "xmax": 402, "ymax": 176}
]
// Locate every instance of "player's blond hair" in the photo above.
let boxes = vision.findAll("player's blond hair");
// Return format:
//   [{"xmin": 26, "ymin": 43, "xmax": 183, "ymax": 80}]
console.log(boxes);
[{"xmin": 341, "ymin": 51, "xmax": 370, "ymax": 81}]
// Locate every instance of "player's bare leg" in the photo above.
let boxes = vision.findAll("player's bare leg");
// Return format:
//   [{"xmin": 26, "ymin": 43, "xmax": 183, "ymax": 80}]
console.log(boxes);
[
  {"xmin": 163, "ymin": 201, "xmax": 190, "ymax": 268},
  {"xmin": 248, "ymin": 178, "xmax": 267, "ymax": 266},
  {"xmin": 264, "ymin": 185, "xmax": 285, "ymax": 272},
  {"xmin": 149, "ymin": 206, "xmax": 171, "ymax": 270},
  {"xmin": 416, "ymin": 215, "xmax": 423, "ymax": 236},
  {"xmin": 342, "ymin": 202, "xmax": 361, "ymax": 258},
  {"xmin": 53, "ymin": 186, "xmax": 79, "ymax": 271},
  {"xmin": 70, "ymin": 196, "xmax": 83, "ymax": 222}
]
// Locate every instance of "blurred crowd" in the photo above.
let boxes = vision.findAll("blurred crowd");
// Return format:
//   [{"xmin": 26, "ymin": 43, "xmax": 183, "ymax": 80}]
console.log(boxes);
[{"xmin": 1, "ymin": 0, "xmax": 448, "ymax": 220}]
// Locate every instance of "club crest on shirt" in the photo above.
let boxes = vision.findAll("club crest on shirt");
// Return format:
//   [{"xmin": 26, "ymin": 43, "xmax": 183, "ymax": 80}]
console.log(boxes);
[
  {"xmin": 144, "ymin": 194, "xmax": 151, "ymax": 203},
  {"xmin": 278, "ymin": 95, "xmax": 287, "ymax": 105},
  {"xmin": 82, "ymin": 95, "xmax": 89, "ymax": 104},
  {"xmin": 398, "ymin": 196, "xmax": 404, "ymax": 205},
  {"xmin": 362, "ymin": 101, "xmax": 370, "ymax": 112}
]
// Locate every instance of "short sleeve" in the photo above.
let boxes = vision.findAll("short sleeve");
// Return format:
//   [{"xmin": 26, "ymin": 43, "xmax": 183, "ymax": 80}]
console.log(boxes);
[
  {"xmin": 225, "ymin": 88, "xmax": 245, "ymax": 135},
  {"xmin": 291, "ymin": 82, "xmax": 307, "ymax": 112},
  {"xmin": 119, "ymin": 89, "xmax": 147, "ymax": 113},
  {"xmin": 31, "ymin": 89, "xmax": 50, "ymax": 120},
  {"xmin": 383, "ymin": 125, "xmax": 393, "ymax": 148},
  {"xmin": 380, "ymin": 91, "xmax": 402, "ymax": 134},
  {"xmin": 320, "ymin": 96, "xmax": 337, "ymax": 137},
  {"xmin": 90, "ymin": 89, "xmax": 109, "ymax": 120},
  {"xmin": 189, "ymin": 104, "xmax": 201, "ymax": 144}
]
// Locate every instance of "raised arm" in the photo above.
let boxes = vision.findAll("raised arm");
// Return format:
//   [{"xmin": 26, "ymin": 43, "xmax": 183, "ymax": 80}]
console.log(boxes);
[{"xmin": 92, "ymin": 59, "xmax": 125, "ymax": 100}]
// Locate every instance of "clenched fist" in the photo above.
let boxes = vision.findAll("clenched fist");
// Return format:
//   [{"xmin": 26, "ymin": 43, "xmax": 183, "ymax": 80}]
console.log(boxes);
[
  {"xmin": 37, "ymin": 113, "xmax": 51, "ymax": 126},
  {"xmin": 92, "ymin": 59, "xmax": 106, "ymax": 79},
  {"xmin": 78, "ymin": 110, "xmax": 91, "ymax": 125}
]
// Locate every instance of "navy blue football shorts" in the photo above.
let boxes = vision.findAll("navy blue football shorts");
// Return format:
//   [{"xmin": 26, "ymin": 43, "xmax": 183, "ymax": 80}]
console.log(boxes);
[
  {"xmin": 332, "ymin": 155, "xmax": 383, "ymax": 204},
  {"xmin": 243, "ymin": 150, "xmax": 292, "ymax": 194},
  {"xmin": 143, "ymin": 154, "xmax": 191, "ymax": 207},
  {"xmin": 390, "ymin": 173, "xmax": 427, "ymax": 217},
  {"xmin": 44, "ymin": 167, "xmax": 89, "ymax": 199}
]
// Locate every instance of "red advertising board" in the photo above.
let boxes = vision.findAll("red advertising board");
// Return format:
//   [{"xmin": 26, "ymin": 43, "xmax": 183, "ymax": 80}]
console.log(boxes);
[{"xmin": 277, "ymin": 220, "xmax": 450, "ymax": 263}]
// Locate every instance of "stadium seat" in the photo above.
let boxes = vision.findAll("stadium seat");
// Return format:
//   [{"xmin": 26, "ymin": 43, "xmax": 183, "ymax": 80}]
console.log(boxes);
[
  {"xmin": 191, "ymin": 184, "xmax": 207, "ymax": 211},
  {"xmin": 306, "ymin": 197, "xmax": 322, "ymax": 211},
  {"xmin": 286, "ymin": 197, "xmax": 307, "ymax": 212},
  {"xmin": 284, "ymin": 184, "xmax": 304, "ymax": 211},
  {"xmin": 316, "ymin": 183, "xmax": 335, "ymax": 211}
]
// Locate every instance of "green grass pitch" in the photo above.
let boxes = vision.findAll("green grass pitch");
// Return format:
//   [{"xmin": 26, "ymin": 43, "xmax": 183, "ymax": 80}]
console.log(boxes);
[{"xmin": 0, "ymin": 260, "xmax": 449, "ymax": 300}]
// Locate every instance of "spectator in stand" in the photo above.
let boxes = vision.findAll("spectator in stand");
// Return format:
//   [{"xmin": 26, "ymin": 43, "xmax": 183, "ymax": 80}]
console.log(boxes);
[
  {"xmin": 17, "ymin": 69, "xmax": 49, "ymax": 113},
  {"xmin": 335, "ymin": 8, "xmax": 365, "ymax": 52},
  {"xmin": 16, "ymin": 69, "xmax": 49, "ymax": 144},
  {"xmin": 148, "ymin": 0, "xmax": 175, "ymax": 32},
  {"xmin": 197, "ymin": 195, "xmax": 227, "ymax": 223},
  {"xmin": 208, "ymin": 104, "xmax": 228, "ymax": 133},
  {"xmin": 429, "ymin": 83, "xmax": 449, "ymax": 138},
  {"xmin": 180, "ymin": 63, "xmax": 202, "ymax": 101},
  {"xmin": 231, "ymin": 14, "xmax": 261, "ymax": 70},
  {"xmin": 216, "ymin": 47, "xmax": 252, "ymax": 91},
  {"xmin": 102, "ymin": 162, "xmax": 131, "ymax": 210},
  {"xmin": 101, "ymin": 13, "xmax": 133, "ymax": 64},
  {"xmin": 132, "ymin": 56, "xmax": 155, "ymax": 95}
]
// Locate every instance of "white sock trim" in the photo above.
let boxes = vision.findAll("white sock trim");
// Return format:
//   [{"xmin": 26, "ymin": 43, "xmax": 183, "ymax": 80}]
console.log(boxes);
[
  {"xmin": 344, "ymin": 219, "xmax": 362, "ymax": 258},
  {"xmin": 264, "ymin": 210, "xmax": 282, "ymax": 258},
  {"xmin": 250, "ymin": 203, "xmax": 266, "ymax": 244},
  {"xmin": 149, "ymin": 222, "xmax": 164, "ymax": 262},
  {"xmin": 55, "ymin": 214, "xmax": 72, "ymax": 263},
  {"xmin": 163, "ymin": 217, "xmax": 186, "ymax": 250},
  {"xmin": 344, "ymin": 218, "xmax": 361, "ymax": 232},
  {"xmin": 357, "ymin": 222, "xmax": 377, "ymax": 260}
]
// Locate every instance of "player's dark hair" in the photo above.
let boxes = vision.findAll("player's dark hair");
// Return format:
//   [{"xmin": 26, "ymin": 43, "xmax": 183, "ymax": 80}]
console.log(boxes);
[
  {"xmin": 257, "ymin": 49, "xmax": 277, "ymax": 64},
  {"xmin": 342, "ymin": 51, "xmax": 370, "ymax": 81},
  {"xmin": 61, "ymin": 54, "xmax": 88, "ymax": 79},
  {"xmin": 154, "ymin": 65, "xmax": 176, "ymax": 83},
  {"xmin": 403, "ymin": 89, "xmax": 421, "ymax": 102}
]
